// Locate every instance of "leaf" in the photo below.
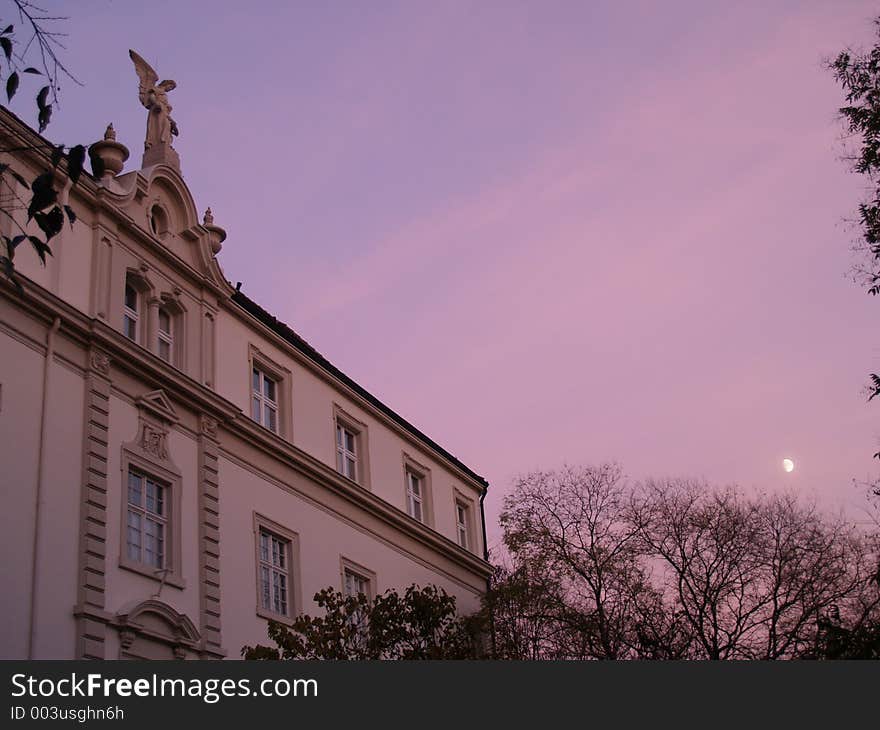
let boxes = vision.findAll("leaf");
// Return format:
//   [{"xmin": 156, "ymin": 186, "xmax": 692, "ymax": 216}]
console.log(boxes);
[
  {"xmin": 868, "ymin": 374, "xmax": 880, "ymax": 402},
  {"xmin": 22, "ymin": 67, "xmax": 41, "ymax": 75},
  {"xmin": 28, "ymin": 235, "xmax": 51, "ymax": 265},
  {"xmin": 1, "ymin": 24, "xmax": 12, "ymax": 35},
  {"xmin": 9, "ymin": 234, "xmax": 25, "ymax": 252},
  {"xmin": 36, "ymin": 85, "xmax": 49, "ymax": 110},
  {"xmin": 34, "ymin": 207, "xmax": 63, "ymax": 242},
  {"xmin": 37, "ymin": 102, "xmax": 51, "ymax": 133},
  {"xmin": 63, "ymin": 205, "xmax": 76, "ymax": 228},
  {"xmin": 50, "ymin": 144, "xmax": 64, "ymax": 168},
  {"xmin": 27, "ymin": 171, "xmax": 56, "ymax": 220},
  {"xmin": 0, "ymin": 36, "xmax": 11, "ymax": 62},
  {"xmin": 5, "ymin": 70, "xmax": 17, "ymax": 102},
  {"xmin": 66, "ymin": 144, "xmax": 86, "ymax": 186}
]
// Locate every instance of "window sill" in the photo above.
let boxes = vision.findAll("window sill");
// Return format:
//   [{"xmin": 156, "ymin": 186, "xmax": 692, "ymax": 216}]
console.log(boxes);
[
  {"xmin": 256, "ymin": 606, "xmax": 298, "ymax": 627},
  {"xmin": 119, "ymin": 558, "xmax": 186, "ymax": 590}
]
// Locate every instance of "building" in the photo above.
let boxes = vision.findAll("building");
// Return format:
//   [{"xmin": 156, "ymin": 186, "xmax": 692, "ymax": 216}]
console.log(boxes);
[{"xmin": 0, "ymin": 55, "xmax": 490, "ymax": 660}]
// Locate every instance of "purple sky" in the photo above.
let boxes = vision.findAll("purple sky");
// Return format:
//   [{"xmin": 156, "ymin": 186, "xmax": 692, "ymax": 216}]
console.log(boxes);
[{"xmin": 20, "ymin": 1, "xmax": 880, "ymax": 547}]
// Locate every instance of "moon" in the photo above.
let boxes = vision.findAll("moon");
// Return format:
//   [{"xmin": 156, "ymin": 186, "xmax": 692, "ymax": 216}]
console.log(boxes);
[{"xmin": 782, "ymin": 458, "xmax": 795, "ymax": 473}]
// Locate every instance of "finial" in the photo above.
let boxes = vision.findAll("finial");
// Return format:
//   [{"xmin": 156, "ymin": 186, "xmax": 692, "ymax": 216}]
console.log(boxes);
[
  {"xmin": 104, "ymin": 123, "xmax": 116, "ymax": 141},
  {"xmin": 203, "ymin": 207, "xmax": 214, "ymax": 227}
]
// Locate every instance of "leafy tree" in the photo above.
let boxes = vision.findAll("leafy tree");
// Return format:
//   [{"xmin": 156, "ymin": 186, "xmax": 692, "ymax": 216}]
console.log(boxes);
[
  {"xmin": 0, "ymin": 1, "xmax": 93, "ymax": 292},
  {"xmin": 829, "ymin": 17, "xmax": 880, "ymax": 474},
  {"xmin": 242, "ymin": 584, "xmax": 485, "ymax": 660}
]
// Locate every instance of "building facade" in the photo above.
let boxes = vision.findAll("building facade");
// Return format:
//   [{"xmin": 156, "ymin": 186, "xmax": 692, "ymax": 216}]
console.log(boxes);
[{"xmin": 0, "ymin": 70, "xmax": 490, "ymax": 659}]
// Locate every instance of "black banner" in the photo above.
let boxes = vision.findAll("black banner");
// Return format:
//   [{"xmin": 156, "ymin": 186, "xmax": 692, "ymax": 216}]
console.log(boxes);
[{"xmin": 2, "ymin": 661, "xmax": 876, "ymax": 726}]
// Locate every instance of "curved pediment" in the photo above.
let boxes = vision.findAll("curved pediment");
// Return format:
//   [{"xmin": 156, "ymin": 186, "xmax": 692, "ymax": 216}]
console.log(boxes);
[{"xmin": 98, "ymin": 162, "xmax": 232, "ymax": 293}]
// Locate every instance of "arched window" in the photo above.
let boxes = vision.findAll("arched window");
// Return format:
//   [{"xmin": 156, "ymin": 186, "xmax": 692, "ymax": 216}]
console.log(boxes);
[{"xmin": 149, "ymin": 205, "xmax": 169, "ymax": 238}]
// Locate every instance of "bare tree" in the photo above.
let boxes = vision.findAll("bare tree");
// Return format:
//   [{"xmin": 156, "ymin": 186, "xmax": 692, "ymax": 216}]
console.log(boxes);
[{"xmin": 499, "ymin": 464, "xmax": 648, "ymax": 659}]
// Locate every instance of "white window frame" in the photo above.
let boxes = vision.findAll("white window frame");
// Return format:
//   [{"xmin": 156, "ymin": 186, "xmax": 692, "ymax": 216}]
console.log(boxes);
[
  {"xmin": 118, "ymin": 444, "xmax": 184, "ymax": 590},
  {"xmin": 254, "ymin": 514, "xmax": 301, "ymax": 622},
  {"xmin": 258, "ymin": 528, "xmax": 290, "ymax": 617},
  {"xmin": 157, "ymin": 306, "xmax": 174, "ymax": 363},
  {"xmin": 402, "ymin": 453, "xmax": 433, "ymax": 526},
  {"xmin": 251, "ymin": 366, "xmax": 279, "ymax": 434},
  {"xmin": 332, "ymin": 404, "xmax": 371, "ymax": 489},
  {"xmin": 456, "ymin": 501, "xmax": 470, "ymax": 550},
  {"xmin": 406, "ymin": 470, "xmax": 424, "ymax": 522},
  {"xmin": 126, "ymin": 468, "xmax": 167, "ymax": 570},
  {"xmin": 336, "ymin": 422, "xmax": 358, "ymax": 482},
  {"xmin": 123, "ymin": 281, "xmax": 139, "ymax": 342}
]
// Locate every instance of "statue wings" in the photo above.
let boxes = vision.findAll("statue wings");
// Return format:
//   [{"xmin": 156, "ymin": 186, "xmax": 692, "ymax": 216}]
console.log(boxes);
[{"xmin": 129, "ymin": 50, "xmax": 175, "ymax": 106}]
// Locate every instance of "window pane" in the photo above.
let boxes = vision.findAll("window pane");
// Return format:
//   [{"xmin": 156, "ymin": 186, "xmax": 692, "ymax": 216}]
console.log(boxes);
[
  {"xmin": 252, "ymin": 368, "xmax": 260, "ymax": 393},
  {"xmin": 266, "ymin": 406, "xmax": 277, "ymax": 433},
  {"xmin": 251, "ymin": 397, "xmax": 261, "ymax": 422},
  {"xmin": 125, "ymin": 284, "xmax": 137, "ymax": 311},
  {"xmin": 260, "ymin": 531, "xmax": 269, "ymax": 562},
  {"xmin": 159, "ymin": 339, "xmax": 171, "ymax": 362},
  {"xmin": 345, "ymin": 431, "xmax": 355, "ymax": 453},
  {"xmin": 123, "ymin": 316, "xmax": 137, "ymax": 341},
  {"xmin": 264, "ymin": 377, "xmax": 276, "ymax": 402},
  {"xmin": 128, "ymin": 472, "xmax": 142, "ymax": 506},
  {"xmin": 413, "ymin": 499, "xmax": 422, "ymax": 522},
  {"xmin": 260, "ymin": 566, "xmax": 271, "ymax": 610},
  {"xmin": 409, "ymin": 474, "xmax": 421, "ymax": 496},
  {"xmin": 336, "ymin": 450, "xmax": 344, "ymax": 473},
  {"xmin": 346, "ymin": 457, "xmax": 356, "ymax": 479},
  {"xmin": 158, "ymin": 309, "xmax": 170, "ymax": 333},
  {"xmin": 127, "ymin": 510, "xmax": 142, "ymax": 560},
  {"xmin": 336, "ymin": 424, "xmax": 343, "ymax": 446}
]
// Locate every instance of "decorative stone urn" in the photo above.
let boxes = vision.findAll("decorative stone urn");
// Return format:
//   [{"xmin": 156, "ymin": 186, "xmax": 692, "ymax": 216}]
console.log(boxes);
[
  {"xmin": 202, "ymin": 207, "xmax": 227, "ymax": 255},
  {"xmin": 89, "ymin": 123, "xmax": 130, "ymax": 180}
]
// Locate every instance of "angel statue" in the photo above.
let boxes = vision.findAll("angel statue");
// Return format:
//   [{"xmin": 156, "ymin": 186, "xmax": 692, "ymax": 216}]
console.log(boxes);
[{"xmin": 129, "ymin": 50, "xmax": 180, "ymax": 167}]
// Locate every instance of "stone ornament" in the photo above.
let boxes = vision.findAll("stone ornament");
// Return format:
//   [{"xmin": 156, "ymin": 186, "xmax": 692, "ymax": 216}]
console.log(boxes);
[
  {"xmin": 90, "ymin": 350, "xmax": 111, "ymax": 376},
  {"xmin": 130, "ymin": 50, "xmax": 180, "ymax": 170}
]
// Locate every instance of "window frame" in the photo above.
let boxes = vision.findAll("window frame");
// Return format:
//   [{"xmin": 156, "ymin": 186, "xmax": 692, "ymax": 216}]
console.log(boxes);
[
  {"xmin": 402, "ymin": 452, "xmax": 433, "ymax": 526},
  {"xmin": 123, "ymin": 280, "xmax": 140, "ymax": 342},
  {"xmin": 254, "ymin": 513, "xmax": 302, "ymax": 623},
  {"xmin": 248, "ymin": 345, "xmax": 292, "ymax": 439},
  {"xmin": 119, "ymin": 445, "xmax": 184, "ymax": 589},
  {"xmin": 453, "ymin": 490, "xmax": 478, "ymax": 553},
  {"xmin": 340, "ymin": 556, "xmax": 377, "ymax": 601},
  {"xmin": 157, "ymin": 306, "xmax": 174, "ymax": 363},
  {"xmin": 332, "ymin": 404, "xmax": 371, "ymax": 489}
]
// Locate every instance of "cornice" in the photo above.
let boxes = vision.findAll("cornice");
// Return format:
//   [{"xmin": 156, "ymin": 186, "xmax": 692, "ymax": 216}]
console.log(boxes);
[{"xmin": 220, "ymin": 295, "xmax": 490, "ymax": 496}]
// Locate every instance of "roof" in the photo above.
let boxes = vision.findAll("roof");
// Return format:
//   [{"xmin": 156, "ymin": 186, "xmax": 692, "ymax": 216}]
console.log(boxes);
[{"xmin": 230, "ymin": 289, "xmax": 490, "ymax": 490}]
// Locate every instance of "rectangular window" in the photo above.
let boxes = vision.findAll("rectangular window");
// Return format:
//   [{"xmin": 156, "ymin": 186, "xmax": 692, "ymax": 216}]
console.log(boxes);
[
  {"xmin": 344, "ymin": 568, "xmax": 370, "ymax": 599},
  {"xmin": 126, "ymin": 469, "xmax": 166, "ymax": 569},
  {"xmin": 406, "ymin": 470, "xmax": 424, "ymax": 522},
  {"xmin": 456, "ymin": 501, "xmax": 470, "ymax": 550},
  {"xmin": 258, "ymin": 528, "xmax": 290, "ymax": 616},
  {"xmin": 336, "ymin": 423, "xmax": 358, "ymax": 482},
  {"xmin": 123, "ymin": 283, "xmax": 139, "ymax": 341},
  {"xmin": 251, "ymin": 367, "xmax": 278, "ymax": 433},
  {"xmin": 157, "ymin": 308, "xmax": 173, "ymax": 363}
]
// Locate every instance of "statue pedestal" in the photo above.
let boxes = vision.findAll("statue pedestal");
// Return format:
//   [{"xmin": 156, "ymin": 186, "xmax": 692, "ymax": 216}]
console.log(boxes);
[{"xmin": 142, "ymin": 144, "xmax": 180, "ymax": 172}]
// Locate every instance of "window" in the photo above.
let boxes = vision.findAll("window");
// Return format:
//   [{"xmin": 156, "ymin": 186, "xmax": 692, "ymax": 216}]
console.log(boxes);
[
  {"xmin": 336, "ymin": 423, "xmax": 358, "ymax": 481},
  {"xmin": 344, "ymin": 568, "xmax": 370, "ymax": 599},
  {"xmin": 258, "ymin": 528, "xmax": 290, "ymax": 616},
  {"xmin": 254, "ymin": 514, "xmax": 301, "ymax": 621},
  {"xmin": 126, "ymin": 468, "xmax": 167, "ymax": 569},
  {"xmin": 157, "ymin": 307, "xmax": 174, "ymax": 362},
  {"xmin": 120, "ymin": 425, "xmax": 184, "ymax": 589},
  {"xmin": 123, "ymin": 281, "xmax": 139, "ymax": 341},
  {"xmin": 456, "ymin": 501, "xmax": 470, "ymax": 550},
  {"xmin": 332, "ymin": 405, "xmax": 370, "ymax": 488},
  {"xmin": 340, "ymin": 557, "xmax": 376, "ymax": 601},
  {"xmin": 406, "ymin": 470, "xmax": 424, "ymax": 522},
  {"xmin": 251, "ymin": 367, "xmax": 278, "ymax": 433},
  {"xmin": 402, "ymin": 453, "xmax": 432, "ymax": 526}
]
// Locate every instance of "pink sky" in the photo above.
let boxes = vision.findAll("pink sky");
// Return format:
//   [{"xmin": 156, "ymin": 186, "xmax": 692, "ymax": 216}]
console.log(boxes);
[{"xmin": 21, "ymin": 0, "xmax": 880, "ymax": 548}]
